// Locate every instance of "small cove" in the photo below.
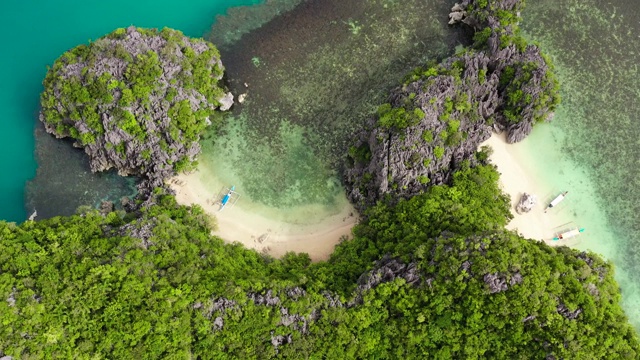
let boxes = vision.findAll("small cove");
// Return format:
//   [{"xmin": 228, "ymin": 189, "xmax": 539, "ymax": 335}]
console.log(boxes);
[{"xmin": 520, "ymin": 0, "xmax": 640, "ymax": 328}]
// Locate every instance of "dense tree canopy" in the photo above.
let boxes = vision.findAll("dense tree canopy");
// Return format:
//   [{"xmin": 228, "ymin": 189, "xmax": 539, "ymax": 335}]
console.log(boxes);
[{"xmin": 1, "ymin": 166, "xmax": 637, "ymax": 358}]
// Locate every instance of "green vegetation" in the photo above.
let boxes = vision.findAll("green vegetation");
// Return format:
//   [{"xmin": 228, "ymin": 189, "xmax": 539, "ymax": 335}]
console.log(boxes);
[
  {"xmin": 421, "ymin": 129, "xmax": 433, "ymax": 143},
  {"xmin": 348, "ymin": 144, "xmax": 372, "ymax": 164},
  {"xmin": 376, "ymin": 103, "xmax": 425, "ymax": 131},
  {"xmin": 6, "ymin": 0, "xmax": 634, "ymax": 357},
  {"xmin": 433, "ymin": 146, "xmax": 445, "ymax": 159},
  {"xmin": 462, "ymin": 0, "xmax": 561, "ymax": 125},
  {"xmin": 39, "ymin": 26, "xmax": 227, "ymax": 176},
  {"xmin": 500, "ymin": 61, "xmax": 560, "ymax": 124},
  {"xmin": 1, "ymin": 165, "xmax": 637, "ymax": 358}
]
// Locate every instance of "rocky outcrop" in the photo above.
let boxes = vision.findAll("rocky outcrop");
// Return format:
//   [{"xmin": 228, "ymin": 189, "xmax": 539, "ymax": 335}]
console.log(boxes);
[
  {"xmin": 248, "ymin": 290, "xmax": 281, "ymax": 306},
  {"xmin": 557, "ymin": 302, "xmax": 582, "ymax": 320},
  {"xmin": 448, "ymin": 3, "xmax": 468, "ymax": 25},
  {"xmin": 345, "ymin": 0, "xmax": 559, "ymax": 210},
  {"xmin": 39, "ymin": 26, "xmax": 232, "ymax": 202},
  {"xmin": 516, "ymin": 193, "xmax": 537, "ymax": 214},
  {"xmin": 117, "ymin": 218, "xmax": 157, "ymax": 249},
  {"xmin": 351, "ymin": 256, "xmax": 421, "ymax": 305},
  {"xmin": 193, "ymin": 297, "xmax": 238, "ymax": 331},
  {"xmin": 484, "ymin": 271, "xmax": 523, "ymax": 294},
  {"xmin": 270, "ymin": 332, "xmax": 293, "ymax": 353},
  {"xmin": 577, "ymin": 251, "xmax": 609, "ymax": 282}
]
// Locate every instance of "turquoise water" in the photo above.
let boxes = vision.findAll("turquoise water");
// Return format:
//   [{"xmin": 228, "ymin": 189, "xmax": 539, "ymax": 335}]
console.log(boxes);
[
  {"xmin": 0, "ymin": 0, "xmax": 259, "ymax": 222},
  {"xmin": 203, "ymin": 0, "xmax": 457, "ymax": 211},
  {"xmin": 520, "ymin": 0, "xmax": 640, "ymax": 328}
]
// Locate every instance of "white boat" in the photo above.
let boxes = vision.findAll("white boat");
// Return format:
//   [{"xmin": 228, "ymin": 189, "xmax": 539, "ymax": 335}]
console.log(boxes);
[
  {"xmin": 545, "ymin": 191, "xmax": 568, "ymax": 213},
  {"xmin": 553, "ymin": 227, "xmax": 585, "ymax": 241}
]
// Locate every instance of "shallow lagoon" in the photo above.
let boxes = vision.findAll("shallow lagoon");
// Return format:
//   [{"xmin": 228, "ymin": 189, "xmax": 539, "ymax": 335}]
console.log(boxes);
[{"xmin": 520, "ymin": 0, "xmax": 640, "ymax": 327}]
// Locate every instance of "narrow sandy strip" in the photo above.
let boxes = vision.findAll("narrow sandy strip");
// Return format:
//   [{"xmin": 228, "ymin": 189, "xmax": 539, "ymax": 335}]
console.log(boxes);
[
  {"xmin": 480, "ymin": 133, "xmax": 576, "ymax": 246},
  {"xmin": 169, "ymin": 171, "xmax": 358, "ymax": 261}
]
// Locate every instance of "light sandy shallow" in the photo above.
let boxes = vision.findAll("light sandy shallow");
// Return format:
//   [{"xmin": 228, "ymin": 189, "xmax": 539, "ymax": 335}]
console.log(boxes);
[
  {"xmin": 481, "ymin": 133, "xmax": 577, "ymax": 246},
  {"xmin": 169, "ymin": 171, "xmax": 358, "ymax": 262}
]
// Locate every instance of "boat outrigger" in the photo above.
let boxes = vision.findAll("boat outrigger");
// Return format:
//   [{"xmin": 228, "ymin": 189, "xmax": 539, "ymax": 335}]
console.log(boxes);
[
  {"xmin": 553, "ymin": 227, "xmax": 585, "ymax": 241},
  {"xmin": 545, "ymin": 191, "xmax": 568, "ymax": 213},
  {"xmin": 219, "ymin": 185, "xmax": 240, "ymax": 211}
]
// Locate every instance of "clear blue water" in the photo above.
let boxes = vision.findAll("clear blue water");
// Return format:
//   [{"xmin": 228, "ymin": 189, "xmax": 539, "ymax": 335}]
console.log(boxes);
[{"xmin": 0, "ymin": 0, "xmax": 260, "ymax": 222}]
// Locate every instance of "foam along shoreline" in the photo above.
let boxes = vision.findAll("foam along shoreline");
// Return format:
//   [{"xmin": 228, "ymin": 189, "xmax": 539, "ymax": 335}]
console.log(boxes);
[
  {"xmin": 480, "ymin": 133, "xmax": 576, "ymax": 246},
  {"xmin": 168, "ymin": 171, "xmax": 358, "ymax": 262}
]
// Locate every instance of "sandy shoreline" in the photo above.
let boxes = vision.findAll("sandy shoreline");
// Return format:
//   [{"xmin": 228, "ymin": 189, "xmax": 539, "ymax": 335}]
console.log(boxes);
[
  {"xmin": 481, "ymin": 133, "xmax": 577, "ymax": 246},
  {"xmin": 169, "ymin": 171, "xmax": 358, "ymax": 261},
  {"xmin": 169, "ymin": 132, "xmax": 575, "ymax": 262}
]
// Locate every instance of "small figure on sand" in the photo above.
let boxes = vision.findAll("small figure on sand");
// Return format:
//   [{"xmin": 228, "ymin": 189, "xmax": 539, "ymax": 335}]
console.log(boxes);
[{"xmin": 545, "ymin": 191, "xmax": 568, "ymax": 213}]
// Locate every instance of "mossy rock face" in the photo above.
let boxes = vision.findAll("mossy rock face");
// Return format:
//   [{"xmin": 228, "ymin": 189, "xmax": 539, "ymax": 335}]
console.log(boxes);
[{"xmin": 39, "ymin": 26, "xmax": 231, "ymax": 186}]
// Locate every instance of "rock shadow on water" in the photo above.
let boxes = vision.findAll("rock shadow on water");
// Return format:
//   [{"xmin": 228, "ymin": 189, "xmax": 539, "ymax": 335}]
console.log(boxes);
[{"xmin": 25, "ymin": 123, "xmax": 137, "ymax": 219}]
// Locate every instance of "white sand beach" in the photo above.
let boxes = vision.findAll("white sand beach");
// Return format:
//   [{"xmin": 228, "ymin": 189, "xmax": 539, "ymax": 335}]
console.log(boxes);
[
  {"xmin": 481, "ymin": 133, "xmax": 577, "ymax": 246},
  {"xmin": 169, "ymin": 132, "xmax": 576, "ymax": 262},
  {"xmin": 169, "ymin": 171, "xmax": 358, "ymax": 261}
]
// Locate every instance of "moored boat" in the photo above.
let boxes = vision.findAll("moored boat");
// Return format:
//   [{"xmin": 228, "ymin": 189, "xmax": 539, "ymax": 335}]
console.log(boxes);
[
  {"xmin": 553, "ymin": 227, "xmax": 585, "ymax": 241},
  {"xmin": 545, "ymin": 191, "xmax": 568, "ymax": 213},
  {"xmin": 219, "ymin": 185, "xmax": 240, "ymax": 211}
]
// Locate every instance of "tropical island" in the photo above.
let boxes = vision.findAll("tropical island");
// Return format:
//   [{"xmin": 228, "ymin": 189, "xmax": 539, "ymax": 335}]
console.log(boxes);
[
  {"xmin": 0, "ymin": 0, "xmax": 638, "ymax": 358},
  {"xmin": 39, "ymin": 26, "xmax": 234, "ymax": 202}
]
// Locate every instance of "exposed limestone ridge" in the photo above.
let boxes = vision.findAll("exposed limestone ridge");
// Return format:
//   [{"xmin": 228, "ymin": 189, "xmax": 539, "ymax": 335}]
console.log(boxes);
[{"xmin": 345, "ymin": 0, "xmax": 559, "ymax": 210}]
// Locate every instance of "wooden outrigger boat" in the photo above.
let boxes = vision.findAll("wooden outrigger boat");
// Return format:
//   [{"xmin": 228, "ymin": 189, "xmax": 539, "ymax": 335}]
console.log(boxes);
[
  {"xmin": 218, "ymin": 185, "xmax": 240, "ymax": 211},
  {"xmin": 545, "ymin": 191, "xmax": 568, "ymax": 213},
  {"xmin": 553, "ymin": 227, "xmax": 585, "ymax": 241}
]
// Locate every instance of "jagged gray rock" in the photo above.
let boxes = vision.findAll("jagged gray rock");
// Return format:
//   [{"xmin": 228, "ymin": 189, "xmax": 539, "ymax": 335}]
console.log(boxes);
[
  {"xmin": 345, "ymin": 0, "xmax": 558, "ymax": 210},
  {"xmin": 39, "ymin": 26, "xmax": 232, "ymax": 202},
  {"xmin": 218, "ymin": 92, "xmax": 234, "ymax": 111},
  {"xmin": 248, "ymin": 290, "xmax": 280, "ymax": 306},
  {"xmin": 118, "ymin": 218, "xmax": 157, "ymax": 249},
  {"xmin": 484, "ymin": 271, "xmax": 523, "ymax": 294},
  {"xmin": 350, "ymin": 256, "xmax": 421, "ymax": 305},
  {"xmin": 279, "ymin": 307, "xmax": 310, "ymax": 334},
  {"xmin": 484, "ymin": 273, "xmax": 508, "ymax": 293},
  {"xmin": 6, "ymin": 289, "xmax": 16, "ymax": 307},
  {"xmin": 270, "ymin": 332, "xmax": 293, "ymax": 352},
  {"xmin": 515, "ymin": 192, "xmax": 537, "ymax": 214},
  {"xmin": 577, "ymin": 251, "xmax": 608, "ymax": 282},
  {"xmin": 285, "ymin": 287, "xmax": 306, "ymax": 300},
  {"xmin": 557, "ymin": 303, "xmax": 582, "ymax": 320},
  {"xmin": 99, "ymin": 201, "xmax": 115, "ymax": 215}
]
